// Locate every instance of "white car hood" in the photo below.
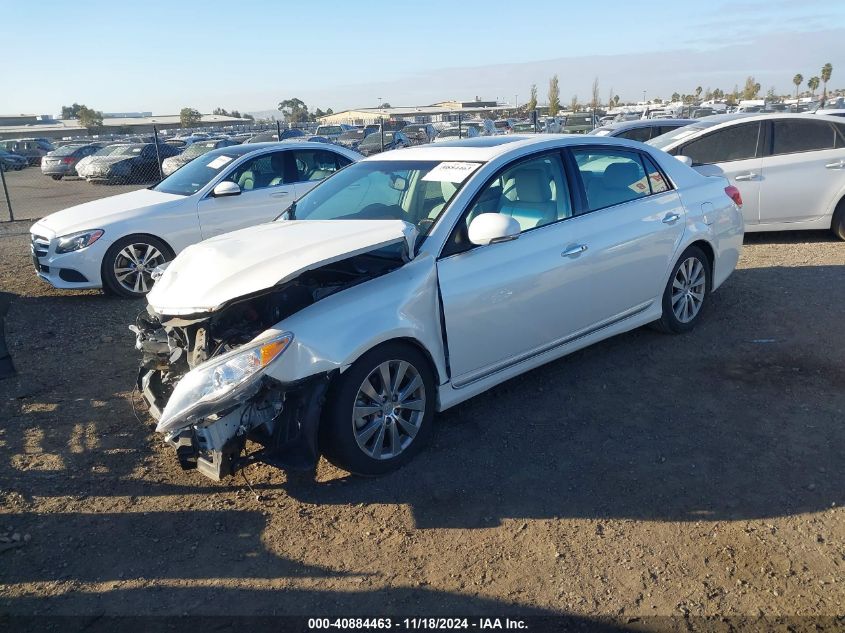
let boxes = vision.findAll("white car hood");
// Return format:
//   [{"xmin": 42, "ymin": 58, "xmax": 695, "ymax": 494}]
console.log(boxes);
[
  {"xmin": 32, "ymin": 188, "xmax": 183, "ymax": 237},
  {"xmin": 147, "ymin": 220, "xmax": 418, "ymax": 315}
]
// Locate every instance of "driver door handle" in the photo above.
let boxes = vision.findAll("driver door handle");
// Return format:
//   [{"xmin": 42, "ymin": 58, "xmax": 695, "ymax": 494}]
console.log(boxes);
[
  {"xmin": 734, "ymin": 172, "xmax": 758, "ymax": 181},
  {"xmin": 561, "ymin": 244, "xmax": 588, "ymax": 258},
  {"xmin": 270, "ymin": 191, "xmax": 290, "ymax": 198},
  {"xmin": 662, "ymin": 212, "xmax": 681, "ymax": 224},
  {"xmin": 825, "ymin": 160, "xmax": 845, "ymax": 169}
]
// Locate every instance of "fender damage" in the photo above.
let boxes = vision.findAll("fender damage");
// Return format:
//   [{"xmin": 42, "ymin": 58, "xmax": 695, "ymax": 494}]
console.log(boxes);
[{"xmin": 134, "ymin": 219, "xmax": 421, "ymax": 480}]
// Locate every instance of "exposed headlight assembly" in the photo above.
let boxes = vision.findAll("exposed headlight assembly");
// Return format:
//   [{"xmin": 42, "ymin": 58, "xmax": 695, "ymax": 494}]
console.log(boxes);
[
  {"xmin": 55, "ymin": 229, "xmax": 104, "ymax": 254},
  {"xmin": 156, "ymin": 332, "xmax": 293, "ymax": 434}
]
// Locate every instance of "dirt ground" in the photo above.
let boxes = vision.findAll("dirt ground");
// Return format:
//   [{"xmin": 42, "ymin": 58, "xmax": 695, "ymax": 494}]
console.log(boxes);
[{"xmin": 0, "ymin": 220, "xmax": 843, "ymax": 626}]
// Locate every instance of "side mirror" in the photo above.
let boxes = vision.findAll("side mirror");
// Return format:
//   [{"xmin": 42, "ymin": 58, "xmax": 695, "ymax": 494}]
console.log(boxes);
[
  {"xmin": 468, "ymin": 213, "xmax": 521, "ymax": 246},
  {"xmin": 212, "ymin": 181, "xmax": 241, "ymax": 197},
  {"xmin": 675, "ymin": 155, "xmax": 693, "ymax": 167}
]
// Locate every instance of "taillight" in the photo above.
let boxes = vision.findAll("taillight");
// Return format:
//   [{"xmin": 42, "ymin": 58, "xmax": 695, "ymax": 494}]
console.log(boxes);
[
  {"xmin": 62, "ymin": 157, "xmax": 74, "ymax": 164},
  {"xmin": 725, "ymin": 185, "xmax": 742, "ymax": 207}
]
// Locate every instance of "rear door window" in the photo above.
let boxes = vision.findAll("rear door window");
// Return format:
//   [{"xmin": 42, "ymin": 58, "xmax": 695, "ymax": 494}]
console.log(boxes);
[
  {"xmin": 617, "ymin": 127, "xmax": 652, "ymax": 142},
  {"xmin": 771, "ymin": 119, "xmax": 836, "ymax": 155},
  {"xmin": 680, "ymin": 122, "xmax": 761, "ymax": 165}
]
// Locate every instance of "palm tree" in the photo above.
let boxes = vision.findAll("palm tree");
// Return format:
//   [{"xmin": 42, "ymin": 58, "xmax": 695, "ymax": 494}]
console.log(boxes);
[
  {"xmin": 808, "ymin": 76, "xmax": 820, "ymax": 98},
  {"xmin": 821, "ymin": 63, "xmax": 833, "ymax": 102},
  {"xmin": 793, "ymin": 74, "xmax": 803, "ymax": 100}
]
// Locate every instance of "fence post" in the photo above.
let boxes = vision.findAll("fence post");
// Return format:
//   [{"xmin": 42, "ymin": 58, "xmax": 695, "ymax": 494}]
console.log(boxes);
[
  {"xmin": 458, "ymin": 112, "xmax": 462, "ymax": 139},
  {"xmin": 276, "ymin": 120, "xmax": 282, "ymax": 141},
  {"xmin": 153, "ymin": 126, "xmax": 163, "ymax": 181},
  {"xmin": 0, "ymin": 164, "xmax": 12, "ymax": 222},
  {"xmin": 380, "ymin": 117, "xmax": 385, "ymax": 153},
  {"xmin": 532, "ymin": 109, "xmax": 538, "ymax": 133}
]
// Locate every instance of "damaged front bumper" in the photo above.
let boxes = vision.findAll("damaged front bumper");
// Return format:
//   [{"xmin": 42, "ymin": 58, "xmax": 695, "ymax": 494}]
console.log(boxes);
[{"xmin": 139, "ymin": 367, "xmax": 333, "ymax": 480}]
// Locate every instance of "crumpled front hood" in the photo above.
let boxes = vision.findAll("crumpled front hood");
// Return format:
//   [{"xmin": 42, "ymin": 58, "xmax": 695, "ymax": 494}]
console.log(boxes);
[
  {"xmin": 147, "ymin": 220, "xmax": 418, "ymax": 316},
  {"xmin": 32, "ymin": 188, "xmax": 183, "ymax": 237}
]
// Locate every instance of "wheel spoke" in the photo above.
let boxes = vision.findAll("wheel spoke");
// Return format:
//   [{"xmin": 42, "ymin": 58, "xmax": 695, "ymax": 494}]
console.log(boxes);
[
  {"xmin": 399, "ymin": 398, "xmax": 425, "ymax": 412},
  {"xmin": 392, "ymin": 361, "xmax": 409, "ymax": 395},
  {"xmin": 359, "ymin": 376, "xmax": 384, "ymax": 404},
  {"xmin": 354, "ymin": 404, "xmax": 381, "ymax": 419},
  {"xmin": 390, "ymin": 422, "xmax": 401, "ymax": 457},
  {"xmin": 114, "ymin": 267, "xmax": 134, "ymax": 281},
  {"xmin": 371, "ymin": 423, "xmax": 386, "ymax": 459},
  {"xmin": 398, "ymin": 375, "xmax": 422, "ymax": 403},
  {"xmin": 356, "ymin": 418, "xmax": 382, "ymax": 444},
  {"xmin": 396, "ymin": 415, "xmax": 419, "ymax": 437},
  {"xmin": 672, "ymin": 277, "xmax": 684, "ymax": 290},
  {"xmin": 378, "ymin": 362, "xmax": 392, "ymax": 398}
]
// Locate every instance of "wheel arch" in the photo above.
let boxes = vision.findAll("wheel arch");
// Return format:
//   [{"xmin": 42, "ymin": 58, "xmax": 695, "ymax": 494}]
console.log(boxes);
[{"xmin": 687, "ymin": 239, "xmax": 715, "ymax": 289}]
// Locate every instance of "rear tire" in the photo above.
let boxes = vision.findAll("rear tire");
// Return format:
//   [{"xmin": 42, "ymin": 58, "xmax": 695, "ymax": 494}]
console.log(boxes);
[
  {"xmin": 320, "ymin": 342, "xmax": 436, "ymax": 476},
  {"xmin": 832, "ymin": 199, "xmax": 845, "ymax": 241},
  {"xmin": 51, "ymin": 175, "xmax": 62, "ymax": 181},
  {"xmin": 100, "ymin": 235, "xmax": 173, "ymax": 298},
  {"xmin": 653, "ymin": 245, "xmax": 711, "ymax": 334}
]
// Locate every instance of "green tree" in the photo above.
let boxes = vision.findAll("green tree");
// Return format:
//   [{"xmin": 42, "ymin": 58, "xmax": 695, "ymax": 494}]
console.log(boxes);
[
  {"xmin": 671, "ymin": 92, "xmax": 680, "ymax": 102},
  {"xmin": 180, "ymin": 107, "xmax": 202, "ymax": 127},
  {"xmin": 526, "ymin": 84, "xmax": 538, "ymax": 113},
  {"xmin": 212, "ymin": 107, "xmax": 228, "ymax": 115},
  {"xmin": 569, "ymin": 94, "xmax": 579, "ymax": 113},
  {"xmin": 61, "ymin": 103, "xmax": 84, "ymax": 119},
  {"xmin": 548, "ymin": 75, "xmax": 560, "ymax": 116},
  {"xmin": 77, "ymin": 105, "xmax": 103, "ymax": 131},
  {"xmin": 792, "ymin": 74, "xmax": 803, "ymax": 100},
  {"xmin": 590, "ymin": 76, "xmax": 600, "ymax": 113},
  {"xmin": 695, "ymin": 86, "xmax": 703, "ymax": 101},
  {"xmin": 613, "ymin": 95, "xmax": 620, "ymax": 106},
  {"xmin": 378, "ymin": 102, "xmax": 392, "ymax": 109},
  {"xmin": 326, "ymin": 108, "xmax": 334, "ymax": 115},
  {"xmin": 243, "ymin": 113, "xmax": 255, "ymax": 121},
  {"xmin": 807, "ymin": 76, "xmax": 820, "ymax": 97},
  {"xmin": 741, "ymin": 76, "xmax": 761, "ymax": 100},
  {"xmin": 821, "ymin": 63, "xmax": 833, "ymax": 102},
  {"xmin": 278, "ymin": 98, "xmax": 310, "ymax": 123}
]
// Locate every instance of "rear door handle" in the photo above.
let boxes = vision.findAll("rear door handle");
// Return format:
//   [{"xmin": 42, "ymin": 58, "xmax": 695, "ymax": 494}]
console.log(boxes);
[
  {"xmin": 734, "ymin": 173, "xmax": 758, "ymax": 181},
  {"xmin": 825, "ymin": 160, "xmax": 845, "ymax": 169},
  {"xmin": 662, "ymin": 212, "xmax": 681, "ymax": 224},
  {"xmin": 561, "ymin": 244, "xmax": 588, "ymax": 258},
  {"xmin": 270, "ymin": 191, "xmax": 290, "ymax": 198}
]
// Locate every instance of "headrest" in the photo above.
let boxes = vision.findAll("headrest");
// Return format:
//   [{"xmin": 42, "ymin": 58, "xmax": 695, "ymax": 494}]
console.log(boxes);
[
  {"xmin": 604, "ymin": 162, "xmax": 641, "ymax": 186},
  {"xmin": 512, "ymin": 168, "xmax": 552, "ymax": 202}
]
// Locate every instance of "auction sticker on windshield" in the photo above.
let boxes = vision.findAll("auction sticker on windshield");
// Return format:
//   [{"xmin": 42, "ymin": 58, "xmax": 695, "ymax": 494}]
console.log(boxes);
[
  {"xmin": 206, "ymin": 155, "xmax": 233, "ymax": 170},
  {"xmin": 422, "ymin": 161, "xmax": 481, "ymax": 183}
]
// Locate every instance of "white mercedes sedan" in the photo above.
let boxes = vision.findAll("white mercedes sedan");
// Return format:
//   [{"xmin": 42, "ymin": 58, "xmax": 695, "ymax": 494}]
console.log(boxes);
[
  {"xmin": 29, "ymin": 142, "xmax": 361, "ymax": 297},
  {"xmin": 134, "ymin": 135, "xmax": 743, "ymax": 480}
]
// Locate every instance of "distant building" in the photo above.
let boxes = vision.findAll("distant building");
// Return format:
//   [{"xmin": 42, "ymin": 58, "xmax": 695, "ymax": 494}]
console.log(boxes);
[
  {"xmin": 0, "ymin": 112, "xmax": 253, "ymax": 140},
  {"xmin": 317, "ymin": 100, "xmax": 509, "ymax": 125}
]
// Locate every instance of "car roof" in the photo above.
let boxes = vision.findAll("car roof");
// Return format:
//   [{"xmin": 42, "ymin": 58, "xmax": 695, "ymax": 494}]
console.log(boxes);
[
  {"xmin": 201, "ymin": 141, "xmax": 342, "ymax": 158},
  {"xmin": 594, "ymin": 118, "xmax": 695, "ymax": 133},
  {"xmin": 366, "ymin": 134, "xmax": 658, "ymax": 162}
]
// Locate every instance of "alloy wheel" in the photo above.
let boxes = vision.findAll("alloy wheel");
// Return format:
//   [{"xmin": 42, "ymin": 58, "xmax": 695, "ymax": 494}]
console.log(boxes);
[
  {"xmin": 113, "ymin": 243, "xmax": 166, "ymax": 294},
  {"xmin": 671, "ymin": 257, "xmax": 706, "ymax": 323},
  {"xmin": 352, "ymin": 360, "xmax": 426, "ymax": 460}
]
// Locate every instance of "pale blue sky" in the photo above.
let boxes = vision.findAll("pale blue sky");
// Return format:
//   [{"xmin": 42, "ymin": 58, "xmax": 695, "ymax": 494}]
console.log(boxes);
[{"xmin": 2, "ymin": 0, "xmax": 842, "ymax": 115}]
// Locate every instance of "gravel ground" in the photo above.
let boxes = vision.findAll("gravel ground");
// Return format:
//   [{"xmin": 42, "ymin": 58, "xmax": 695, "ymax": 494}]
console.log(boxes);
[{"xmin": 0, "ymin": 221, "xmax": 843, "ymax": 625}]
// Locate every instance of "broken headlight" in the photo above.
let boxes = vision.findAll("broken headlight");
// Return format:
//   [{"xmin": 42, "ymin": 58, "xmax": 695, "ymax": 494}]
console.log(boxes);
[{"xmin": 155, "ymin": 332, "xmax": 293, "ymax": 434}]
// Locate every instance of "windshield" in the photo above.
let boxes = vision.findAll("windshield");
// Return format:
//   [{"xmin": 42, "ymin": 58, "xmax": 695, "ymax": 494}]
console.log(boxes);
[
  {"xmin": 181, "ymin": 142, "xmax": 218, "ymax": 158},
  {"xmin": 51, "ymin": 144, "xmax": 87, "ymax": 156},
  {"xmin": 153, "ymin": 152, "xmax": 239, "ymax": 196},
  {"xmin": 647, "ymin": 124, "xmax": 712, "ymax": 149},
  {"xmin": 361, "ymin": 132, "xmax": 395, "ymax": 145},
  {"xmin": 281, "ymin": 159, "xmax": 481, "ymax": 238},
  {"xmin": 316, "ymin": 126, "xmax": 342, "ymax": 135}
]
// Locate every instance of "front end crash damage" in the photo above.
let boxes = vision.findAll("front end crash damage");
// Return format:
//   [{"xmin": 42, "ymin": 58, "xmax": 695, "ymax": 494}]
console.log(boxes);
[{"xmin": 134, "ymin": 239, "xmax": 410, "ymax": 480}]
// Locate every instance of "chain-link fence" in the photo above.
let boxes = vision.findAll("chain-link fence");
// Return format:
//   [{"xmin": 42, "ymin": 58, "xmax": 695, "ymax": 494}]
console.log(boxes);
[
  {"xmin": 0, "ymin": 122, "xmax": 302, "ymax": 223},
  {"xmin": 0, "ymin": 113, "xmax": 543, "ymax": 223}
]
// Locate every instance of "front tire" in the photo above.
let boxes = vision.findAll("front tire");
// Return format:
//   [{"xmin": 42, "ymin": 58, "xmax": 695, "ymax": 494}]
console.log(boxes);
[
  {"xmin": 653, "ymin": 245, "xmax": 710, "ymax": 334},
  {"xmin": 101, "ymin": 235, "xmax": 173, "ymax": 298},
  {"xmin": 320, "ymin": 342, "xmax": 436, "ymax": 475},
  {"xmin": 51, "ymin": 175, "xmax": 62, "ymax": 181}
]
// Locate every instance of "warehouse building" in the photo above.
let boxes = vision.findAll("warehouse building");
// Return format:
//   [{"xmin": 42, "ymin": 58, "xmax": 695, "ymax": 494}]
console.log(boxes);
[{"xmin": 316, "ymin": 100, "xmax": 509, "ymax": 125}]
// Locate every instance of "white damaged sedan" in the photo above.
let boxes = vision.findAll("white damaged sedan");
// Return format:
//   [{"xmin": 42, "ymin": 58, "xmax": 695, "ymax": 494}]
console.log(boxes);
[{"xmin": 135, "ymin": 135, "xmax": 744, "ymax": 480}]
